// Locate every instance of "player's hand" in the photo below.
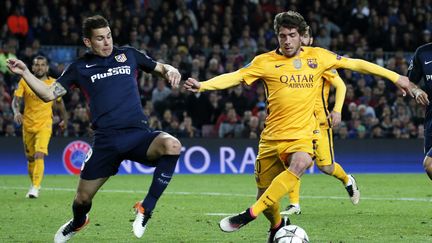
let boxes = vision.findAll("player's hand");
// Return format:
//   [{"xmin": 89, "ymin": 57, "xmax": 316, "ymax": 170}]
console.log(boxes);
[
  {"xmin": 329, "ymin": 111, "xmax": 341, "ymax": 127},
  {"xmin": 412, "ymin": 87, "xmax": 429, "ymax": 106},
  {"xmin": 59, "ymin": 119, "xmax": 68, "ymax": 131},
  {"xmin": 14, "ymin": 113, "xmax": 23, "ymax": 125},
  {"xmin": 395, "ymin": 75, "xmax": 412, "ymax": 97},
  {"xmin": 183, "ymin": 78, "xmax": 201, "ymax": 92},
  {"xmin": 165, "ymin": 66, "xmax": 181, "ymax": 88},
  {"xmin": 6, "ymin": 58, "xmax": 29, "ymax": 76}
]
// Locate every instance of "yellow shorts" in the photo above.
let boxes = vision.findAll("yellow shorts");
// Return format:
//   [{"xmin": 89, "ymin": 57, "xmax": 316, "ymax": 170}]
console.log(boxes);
[
  {"xmin": 315, "ymin": 127, "xmax": 334, "ymax": 167},
  {"xmin": 255, "ymin": 138, "xmax": 314, "ymax": 189},
  {"xmin": 22, "ymin": 128, "xmax": 52, "ymax": 158}
]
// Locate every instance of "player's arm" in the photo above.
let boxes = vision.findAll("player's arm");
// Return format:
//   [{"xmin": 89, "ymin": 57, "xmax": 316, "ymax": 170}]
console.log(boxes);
[
  {"xmin": 130, "ymin": 47, "xmax": 181, "ymax": 88},
  {"xmin": 324, "ymin": 70, "xmax": 346, "ymax": 127},
  {"xmin": 321, "ymin": 49, "xmax": 412, "ymax": 96},
  {"xmin": 54, "ymin": 98, "xmax": 69, "ymax": 130},
  {"xmin": 11, "ymin": 95, "xmax": 23, "ymax": 125},
  {"xmin": 409, "ymin": 82, "xmax": 429, "ymax": 106},
  {"xmin": 153, "ymin": 62, "xmax": 181, "ymax": 88},
  {"xmin": 184, "ymin": 71, "xmax": 244, "ymax": 93},
  {"xmin": 6, "ymin": 58, "xmax": 66, "ymax": 102},
  {"xmin": 339, "ymin": 58, "xmax": 411, "ymax": 95},
  {"xmin": 407, "ymin": 48, "xmax": 429, "ymax": 106},
  {"xmin": 184, "ymin": 56, "xmax": 264, "ymax": 92}
]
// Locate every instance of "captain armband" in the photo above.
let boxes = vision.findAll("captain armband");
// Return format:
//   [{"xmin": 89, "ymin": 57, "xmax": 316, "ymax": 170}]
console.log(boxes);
[{"xmin": 53, "ymin": 82, "xmax": 67, "ymax": 98}]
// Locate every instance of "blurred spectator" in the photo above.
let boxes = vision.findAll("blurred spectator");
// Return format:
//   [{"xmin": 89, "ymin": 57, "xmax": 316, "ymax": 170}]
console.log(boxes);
[
  {"xmin": 242, "ymin": 115, "xmax": 261, "ymax": 139},
  {"xmin": 227, "ymin": 85, "xmax": 250, "ymax": 116},
  {"xmin": 0, "ymin": 43, "xmax": 17, "ymax": 75},
  {"xmin": 161, "ymin": 109, "xmax": 174, "ymax": 130},
  {"xmin": 207, "ymin": 92, "xmax": 223, "ymax": 125},
  {"xmin": 218, "ymin": 108, "xmax": 243, "ymax": 138},
  {"xmin": 165, "ymin": 86, "xmax": 187, "ymax": 120},
  {"xmin": 370, "ymin": 125, "xmax": 384, "ymax": 138},
  {"xmin": 165, "ymin": 119, "xmax": 184, "ymax": 138},
  {"xmin": 179, "ymin": 116, "xmax": 200, "ymax": 138},
  {"xmin": 3, "ymin": 122, "xmax": 16, "ymax": 136},
  {"xmin": 149, "ymin": 115, "xmax": 162, "ymax": 130},
  {"xmin": 7, "ymin": 8, "xmax": 28, "ymax": 39},
  {"xmin": 151, "ymin": 79, "xmax": 171, "ymax": 115},
  {"xmin": 185, "ymin": 92, "xmax": 212, "ymax": 129}
]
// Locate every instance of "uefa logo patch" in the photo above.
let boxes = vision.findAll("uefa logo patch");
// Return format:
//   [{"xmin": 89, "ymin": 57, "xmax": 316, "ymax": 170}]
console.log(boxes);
[
  {"xmin": 115, "ymin": 53, "xmax": 127, "ymax": 62},
  {"xmin": 62, "ymin": 140, "xmax": 91, "ymax": 175}
]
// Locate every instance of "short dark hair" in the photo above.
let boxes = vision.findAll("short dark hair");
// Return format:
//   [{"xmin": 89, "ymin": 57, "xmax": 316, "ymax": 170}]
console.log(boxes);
[
  {"xmin": 82, "ymin": 15, "xmax": 109, "ymax": 38},
  {"xmin": 33, "ymin": 55, "xmax": 48, "ymax": 64},
  {"xmin": 273, "ymin": 11, "xmax": 308, "ymax": 35}
]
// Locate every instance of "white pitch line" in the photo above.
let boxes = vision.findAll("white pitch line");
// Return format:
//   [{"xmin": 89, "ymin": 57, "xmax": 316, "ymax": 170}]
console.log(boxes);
[
  {"xmin": 205, "ymin": 213, "xmax": 233, "ymax": 216},
  {"xmin": 1, "ymin": 185, "xmax": 432, "ymax": 202}
]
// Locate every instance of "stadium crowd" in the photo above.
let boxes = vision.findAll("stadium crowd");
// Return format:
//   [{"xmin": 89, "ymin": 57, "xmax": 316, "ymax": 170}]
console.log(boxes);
[{"xmin": 0, "ymin": 0, "xmax": 431, "ymax": 139}]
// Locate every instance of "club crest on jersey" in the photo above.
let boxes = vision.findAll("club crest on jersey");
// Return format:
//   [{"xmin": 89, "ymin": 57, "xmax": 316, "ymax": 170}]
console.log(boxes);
[
  {"xmin": 115, "ymin": 53, "xmax": 127, "ymax": 62},
  {"xmin": 307, "ymin": 59, "xmax": 318, "ymax": 69},
  {"xmin": 293, "ymin": 59, "xmax": 302, "ymax": 69}
]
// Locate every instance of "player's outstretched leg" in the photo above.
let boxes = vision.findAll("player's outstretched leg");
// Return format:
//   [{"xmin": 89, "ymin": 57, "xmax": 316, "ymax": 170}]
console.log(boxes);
[
  {"xmin": 54, "ymin": 215, "xmax": 89, "ymax": 243},
  {"xmin": 219, "ymin": 208, "xmax": 256, "ymax": 232},
  {"xmin": 345, "ymin": 175, "xmax": 360, "ymax": 204}
]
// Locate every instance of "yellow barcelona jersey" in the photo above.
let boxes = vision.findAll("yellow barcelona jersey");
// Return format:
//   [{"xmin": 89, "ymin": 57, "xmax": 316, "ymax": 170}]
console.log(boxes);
[
  {"xmin": 14, "ymin": 77, "xmax": 57, "ymax": 132},
  {"xmin": 200, "ymin": 46, "xmax": 399, "ymax": 140}
]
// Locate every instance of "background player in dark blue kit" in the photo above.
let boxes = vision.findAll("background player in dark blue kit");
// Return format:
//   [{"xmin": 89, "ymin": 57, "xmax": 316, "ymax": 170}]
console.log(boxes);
[
  {"xmin": 408, "ymin": 42, "xmax": 432, "ymax": 179},
  {"xmin": 7, "ymin": 15, "xmax": 182, "ymax": 242}
]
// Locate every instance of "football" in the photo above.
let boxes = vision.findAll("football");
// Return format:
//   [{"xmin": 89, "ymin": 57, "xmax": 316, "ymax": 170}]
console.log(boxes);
[{"xmin": 273, "ymin": 225, "xmax": 309, "ymax": 243}]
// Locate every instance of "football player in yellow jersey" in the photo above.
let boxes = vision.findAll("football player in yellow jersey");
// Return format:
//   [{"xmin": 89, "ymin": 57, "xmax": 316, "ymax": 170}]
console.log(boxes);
[
  {"xmin": 12, "ymin": 55, "xmax": 68, "ymax": 198},
  {"xmin": 283, "ymin": 27, "xmax": 359, "ymax": 216},
  {"xmin": 184, "ymin": 10, "xmax": 412, "ymax": 242}
]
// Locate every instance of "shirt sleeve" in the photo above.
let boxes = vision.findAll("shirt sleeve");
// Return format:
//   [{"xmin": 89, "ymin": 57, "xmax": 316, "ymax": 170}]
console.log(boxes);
[
  {"xmin": 199, "ymin": 57, "xmax": 264, "ymax": 91},
  {"xmin": 130, "ymin": 47, "xmax": 157, "ymax": 73},
  {"xmin": 14, "ymin": 79, "xmax": 24, "ymax": 97},
  {"xmin": 407, "ymin": 48, "xmax": 423, "ymax": 84},
  {"xmin": 323, "ymin": 70, "xmax": 346, "ymax": 113},
  {"xmin": 237, "ymin": 57, "xmax": 265, "ymax": 85},
  {"xmin": 199, "ymin": 71, "xmax": 244, "ymax": 91},
  {"xmin": 317, "ymin": 48, "xmax": 400, "ymax": 83},
  {"xmin": 57, "ymin": 63, "xmax": 78, "ymax": 92}
]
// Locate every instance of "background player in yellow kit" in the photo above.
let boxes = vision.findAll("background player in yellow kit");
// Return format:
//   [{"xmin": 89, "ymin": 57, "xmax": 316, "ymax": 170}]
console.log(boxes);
[
  {"xmin": 184, "ymin": 10, "xmax": 412, "ymax": 242},
  {"xmin": 283, "ymin": 26, "xmax": 359, "ymax": 215},
  {"xmin": 12, "ymin": 55, "xmax": 68, "ymax": 198}
]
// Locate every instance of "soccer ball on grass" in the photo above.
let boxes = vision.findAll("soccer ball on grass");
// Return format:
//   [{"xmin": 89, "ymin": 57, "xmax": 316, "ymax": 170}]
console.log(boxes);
[{"xmin": 273, "ymin": 224, "xmax": 309, "ymax": 243}]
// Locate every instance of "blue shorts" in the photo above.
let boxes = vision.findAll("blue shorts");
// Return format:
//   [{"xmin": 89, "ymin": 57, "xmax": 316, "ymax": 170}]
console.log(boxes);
[{"xmin": 80, "ymin": 127, "xmax": 161, "ymax": 180}]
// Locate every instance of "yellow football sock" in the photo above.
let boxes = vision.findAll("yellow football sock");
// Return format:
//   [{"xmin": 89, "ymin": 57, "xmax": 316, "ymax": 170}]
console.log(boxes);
[
  {"xmin": 331, "ymin": 162, "xmax": 349, "ymax": 185},
  {"xmin": 288, "ymin": 179, "xmax": 301, "ymax": 205},
  {"xmin": 263, "ymin": 202, "xmax": 282, "ymax": 228},
  {"xmin": 32, "ymin": 159, "xmax": 45, "ymax": 188},
  {"xmin": 251, "ymin": 170, "xmax": 299, "ymax": 216},
  {"xmin": 27, "ymin": 161, "xmax": 35, "ymax": 184}
]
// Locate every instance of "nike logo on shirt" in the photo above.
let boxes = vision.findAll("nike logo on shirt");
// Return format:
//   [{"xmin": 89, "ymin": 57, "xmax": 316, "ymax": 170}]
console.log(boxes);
[
  {"xmin": 275, "ymin": 64, "xmax": 285, "ymax": 68},
  {"xmin": 161, "ymin": 173, "xmax": 172, "ymax": 179},
  {"xmin": 86, "ymin": 64, "xmax": 97, "ymax": 68},
  {"xmin": 425, "ymin": 60, "xmax": 432, "ymax": 65}
]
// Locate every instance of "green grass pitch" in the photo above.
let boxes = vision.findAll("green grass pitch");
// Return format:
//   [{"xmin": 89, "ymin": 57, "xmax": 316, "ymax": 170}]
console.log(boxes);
[{"xmin": 1, "ymin": 173, "xmax": 431, "ymax": 242}]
